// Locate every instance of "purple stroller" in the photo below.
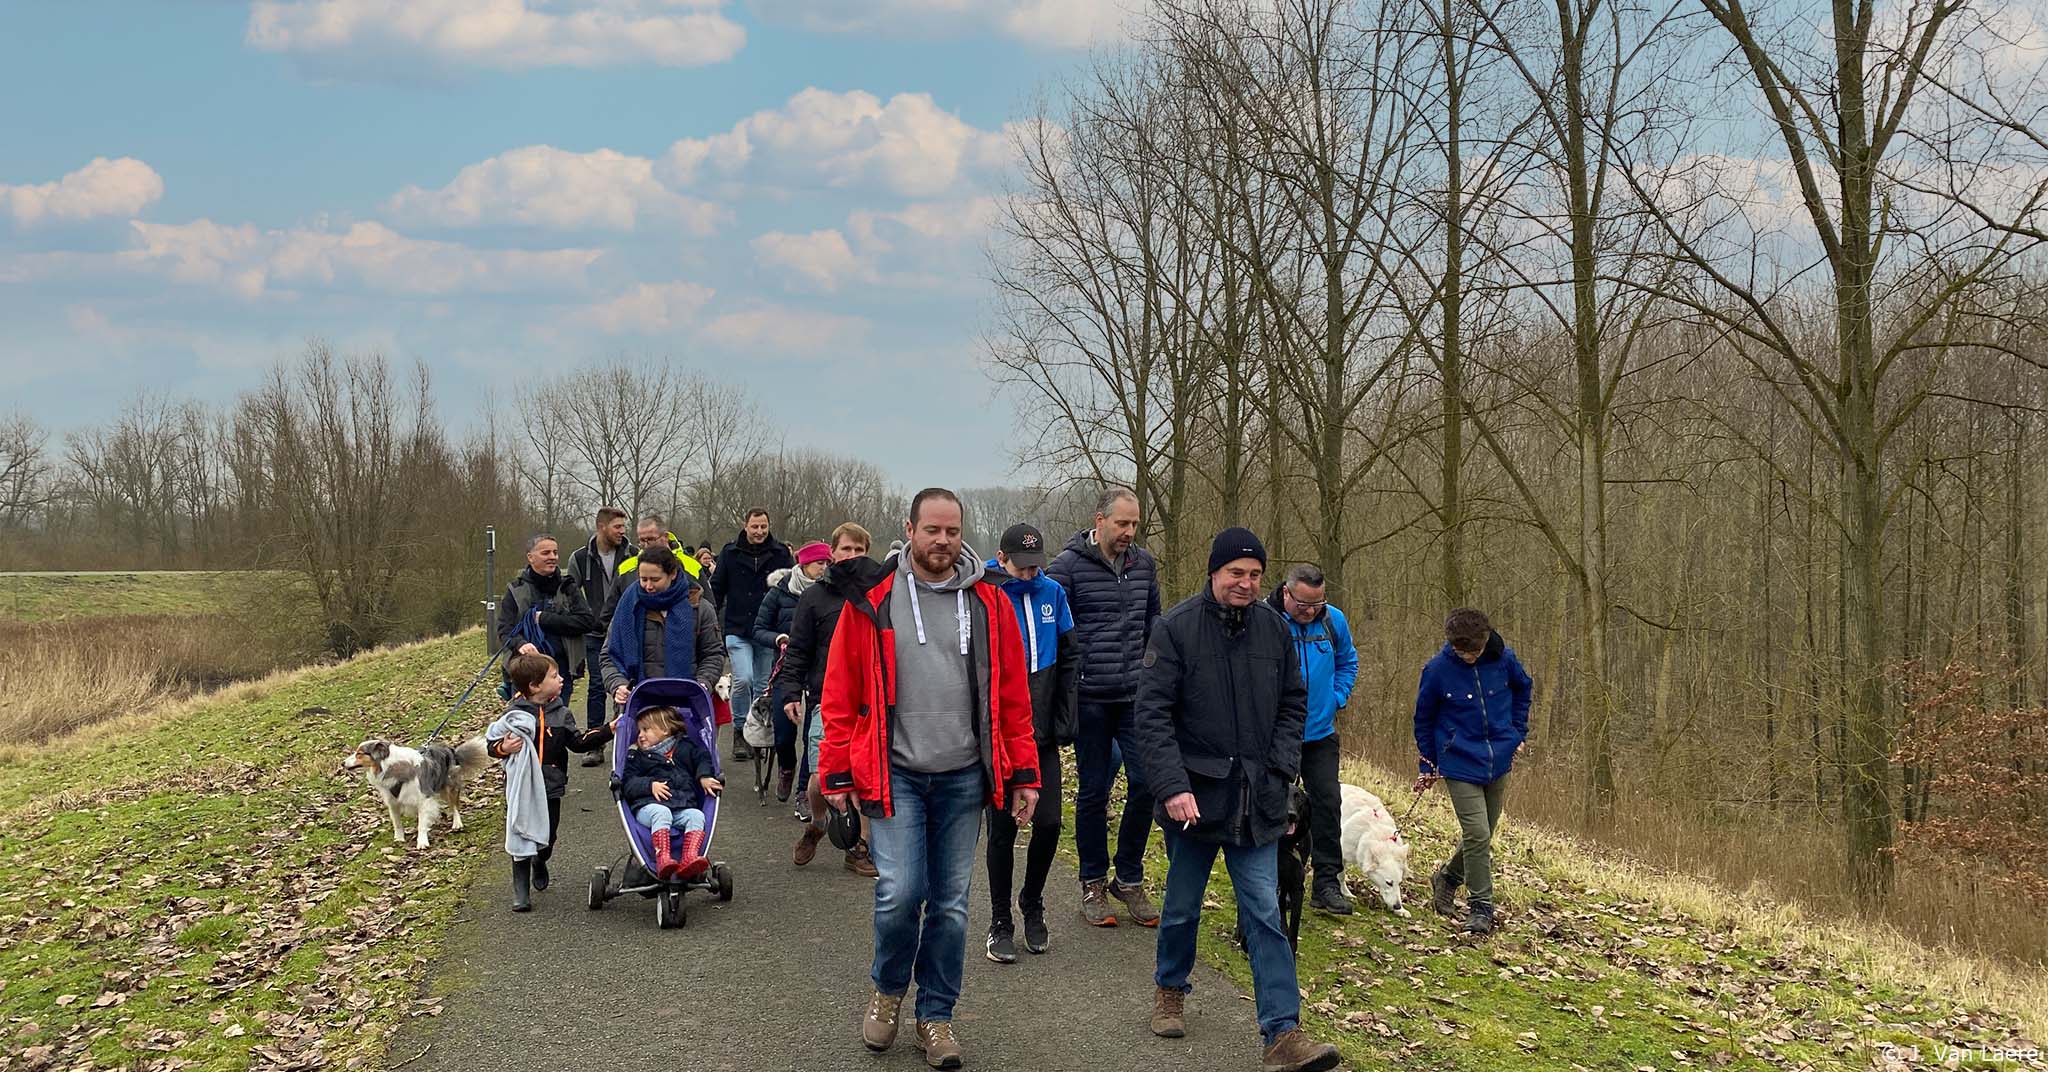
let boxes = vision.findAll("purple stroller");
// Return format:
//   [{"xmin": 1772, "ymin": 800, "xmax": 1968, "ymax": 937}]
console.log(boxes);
[{"xmin": 585, "ymin": 677, "xmax": 734, "ymax": 928}]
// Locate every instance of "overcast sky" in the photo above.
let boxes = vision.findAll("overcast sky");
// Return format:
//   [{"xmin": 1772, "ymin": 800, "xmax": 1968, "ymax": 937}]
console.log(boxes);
[{"xmin": 0, "ymin": 1, "xmax": 1143, "ymax": 488}]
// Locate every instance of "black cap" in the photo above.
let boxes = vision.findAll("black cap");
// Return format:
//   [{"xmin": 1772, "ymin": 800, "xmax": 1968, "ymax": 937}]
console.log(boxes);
[{"xmin": 1000, "ymin": 523, "xmax": 1049, "ymax": 568}]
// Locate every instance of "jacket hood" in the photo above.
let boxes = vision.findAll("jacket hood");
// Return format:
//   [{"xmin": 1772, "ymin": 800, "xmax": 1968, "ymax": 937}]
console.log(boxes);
[
  {"xmin": 825, "ymin": 554, "xmax": 891, "ymax": 596},
  {"xmin": 1437, "ymin": 630, "xmax": 1506, "ymax": 664},
  {"xmin": 768, "ymin": 567, "xmax": 793, "ymax": 590},
  {"xmin": 984, "ymin": 558, "xmax": 1053, "ymax": 597}
]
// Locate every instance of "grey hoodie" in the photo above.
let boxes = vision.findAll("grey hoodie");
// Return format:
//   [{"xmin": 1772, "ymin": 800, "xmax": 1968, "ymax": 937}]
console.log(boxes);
[{"xmin": 889, "ymin": 543, "xmax": 984, "ymax": 773}]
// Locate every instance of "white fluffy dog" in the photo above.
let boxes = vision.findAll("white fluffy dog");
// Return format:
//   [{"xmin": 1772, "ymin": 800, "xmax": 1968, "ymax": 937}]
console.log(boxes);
[{"xmin": 1340, "ymin": 783, "xmax": 1412, "ymax": 916}]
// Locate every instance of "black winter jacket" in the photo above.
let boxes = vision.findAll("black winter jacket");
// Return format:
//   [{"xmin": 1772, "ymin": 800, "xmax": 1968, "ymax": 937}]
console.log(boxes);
[
  {"xmin": 1133, "ymin": 590, "xmax": 1308, "ymax": 847},
  {"xmin": 621, "ymin": 735, "xmax": 717, "ymax": 814},
  {"xmin": 567, "ymin": 534, "xmax": 631, "ymax": 643},
  {"xmin": 496, "ymin": 567, "xmax": 600, "ymax": 677},
  {"xmin": 1045, "ymin": 530, "xmax": 1161, "ymax": 702},
  {"xmin": 711, "ymin": 532, "xmax": 794, "ymax": 636},
  {"xmin": 774, "ymin": 556, "xmax": 889, "ymax": 705}
]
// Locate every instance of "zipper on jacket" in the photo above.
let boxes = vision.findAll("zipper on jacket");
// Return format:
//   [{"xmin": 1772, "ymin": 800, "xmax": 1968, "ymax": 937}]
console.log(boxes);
[{"xmin": 1474, "ymin": 664, "xmax": 1496, "ymax": 775}]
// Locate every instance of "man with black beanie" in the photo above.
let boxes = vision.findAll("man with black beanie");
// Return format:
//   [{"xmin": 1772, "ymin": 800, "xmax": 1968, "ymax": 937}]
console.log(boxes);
[{"xmin": 1133, "ymin": 527, "xmax": 1339, "ymax": 1072}]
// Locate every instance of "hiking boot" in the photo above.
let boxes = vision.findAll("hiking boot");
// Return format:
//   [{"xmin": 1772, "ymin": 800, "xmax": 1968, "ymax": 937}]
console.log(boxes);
[
  {"xmin": 580, "ymin": 751, "xmax": 603, "ymax": 767},
  {"xmin": 1429, "ymin": 868, "xmax": 1459, "ymax": 916},
  {"xmin": 1150, "ymin": 986, "xmax": 1186, "ymax": 1038},
  {"xmin": 675, "ymin": 829, "xmax": 710, "ymax": 881},
  {"xmin": 510, "ymin": 859, "xmax": 532, "ymax": 912},
  {"xmin": 794, "ymin": 824, "xmax": 825, "ymax": 866},
  {"xmin": 1261, "ymin": 1028, "xmax": 1340, "ymax": 1072},
  {"xmin": 1020, "ymin": 906, "xmax": 1050, "ymax": 954},
  {"xmin": 986, "ymin": 921, "xmax": 1017, "ymax": 964},
  {"xmin": 1080, "ymin": 880, "xmax": 1118, "ymax": 926},
  {"xmin": 862, "ymin": 990, "xmax": 903, "ymax": 1052},
  {"xmin": 1110, "ymin": 880, "xmax": 1159, "ymax": 926},
  {"xmin": 1309, "ymin": 884, "xmax": 1352, "ymax": 916},
  {"xmin": 916, "ymin": 1021, "xmax": 963, "ymax": 1069},
  {"xmin": 845, "ymin": 844, "xmax": 879, "ymax": 878},
  {"xmin": 1462, "ymin": 900, "xmax": 1496, "ymax": 937},
  {"xmin": 532, "ymin": 858, "xmax": 551, "ymax": 892},
  {"xmin": 734, "ymin": 742, "xmax": 754, "ymax": 762},
  {"xmin": 776, "ymin": 768, "xmax": 795, "ymax": 802}
]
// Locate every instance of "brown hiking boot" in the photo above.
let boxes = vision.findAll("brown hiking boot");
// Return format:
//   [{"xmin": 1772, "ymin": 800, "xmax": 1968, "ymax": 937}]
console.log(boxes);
[
  {"xmin": 794, "ymin": 824, "xmax": 824, "ymax": 866},
  {"xmin": 845, "ymin": 844, "xmax": 879, "ymax": 878},
  {"xmin": 1261, "ymin": 1028, "xmax": 1340, "ymax": 1072},
  {"xmin": 862, "ymin": 990, "xmax": 903, "ymax": 1052},
  {"xmin": 1080, "ymin": 879, "xmax": 1118, "ymax": 926},
  {"xmin": 1110, "ymin": 880, "xmax": 1160, "ymax": 926},
  {"xmin": 916, "ymin": 1021, "xmax": 963, "ymax": 1069},
  {"xmin": 1149, "ymin": 986, "xmax": 1186, "ymax": 1038}
]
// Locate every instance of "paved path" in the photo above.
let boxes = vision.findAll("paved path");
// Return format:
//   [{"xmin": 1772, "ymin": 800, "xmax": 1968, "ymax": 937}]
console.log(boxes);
[{"xmin": 390, "ymin": 722, "xmax": 1265, "ymax": 1072}]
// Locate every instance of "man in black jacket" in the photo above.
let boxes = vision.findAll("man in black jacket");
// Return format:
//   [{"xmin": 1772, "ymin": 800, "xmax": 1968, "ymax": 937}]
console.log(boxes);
[
  {"xmin": 566, "ymin": 507, "xmax": 630, "ymax": 762},
  {"xmin": 1133, "ymin": 527, "xmax": 1338, "ymax": 1072},
  {"xmin": 779, "ymin": 522, "xmax": 884, "ymax": 876},
  {"xmin": 495, "ymin": 533, "xmax": 600, "ymax": 708},
  {"xmin": 712, "ymin": 508, "xmax": 794, "ymax": 761},
  {"xmin": 1046, "ymin": 486, "xmax": 1162, "ymax": 928}
]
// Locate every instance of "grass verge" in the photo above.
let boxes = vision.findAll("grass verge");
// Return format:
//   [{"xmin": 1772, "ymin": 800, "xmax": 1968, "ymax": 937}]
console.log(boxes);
[{"xmin": 0, "ymin": 630, "xmax": 504, "ymax": 1071}]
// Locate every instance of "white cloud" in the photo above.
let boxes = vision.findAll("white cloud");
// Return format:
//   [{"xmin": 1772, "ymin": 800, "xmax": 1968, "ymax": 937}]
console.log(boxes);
[
  {"xmin": 661, "ymin": 88, "xmax": 1012, "ymax": 198},
  {"xmin": 121, "ymin": 218, "xmax": 602, "ymax": 299},
  {"xmin": 572, "ymin": 280, "xmax": 716, "ymax": 333},
  {"xmin": 385, "ymin": 146, "xmax": 729, "ymax": 233},
  {"xmin": 747, "ymin": 0, "xmax": 1146, "ymax": 47},
  {"xmin": 702, "ymin": 303, "xmax": 871, "ymax": 352},
  {"xmin": 750, "ymin": 228, "xmax": 871, "ymax": 292},
  {"xmin": 1, "ymin": 157, "xmax": 164, "ymax": 226},
  {"xmin": 246, "ymin": 0, "xmax": 746, "ymax": 76}
]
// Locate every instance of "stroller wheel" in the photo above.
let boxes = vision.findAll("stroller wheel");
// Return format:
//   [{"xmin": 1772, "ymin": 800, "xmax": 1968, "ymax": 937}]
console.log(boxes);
[
  {"xmin": 655, "ymin": 889, "xmax": 685, "ymax": 929},
  {"xmin": 587, "ymin": 867, "xmax": 608, "ymax": 911},
  {"xmin": 713, "ymin": 863, "xmax": 734, "ymax": 902}
]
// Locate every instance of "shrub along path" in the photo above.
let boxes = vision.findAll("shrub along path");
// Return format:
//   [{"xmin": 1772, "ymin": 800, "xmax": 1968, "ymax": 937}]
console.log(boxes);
[{"xmin": 389, "ymin": 721, "xmax": 1266, "ymax": 1072}]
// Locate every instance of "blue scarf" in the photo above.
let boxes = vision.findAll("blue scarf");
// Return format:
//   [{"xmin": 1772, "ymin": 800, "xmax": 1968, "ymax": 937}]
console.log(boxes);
[{"xmin": 605, "ymin": 577, "xmax": 697, "ymax": 686}]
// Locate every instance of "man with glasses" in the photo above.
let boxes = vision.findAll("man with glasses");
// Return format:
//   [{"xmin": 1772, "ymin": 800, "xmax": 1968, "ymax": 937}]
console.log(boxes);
[{"xmin": 1267, "ymin": 564, "xmax": 1358, "ymax": 914}]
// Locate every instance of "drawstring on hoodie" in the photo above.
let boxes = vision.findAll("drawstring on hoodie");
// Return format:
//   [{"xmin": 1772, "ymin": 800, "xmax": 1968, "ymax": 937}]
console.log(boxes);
[{"xmin": 906, "ymin": 564, "xmax": 971, "ymax": 656}]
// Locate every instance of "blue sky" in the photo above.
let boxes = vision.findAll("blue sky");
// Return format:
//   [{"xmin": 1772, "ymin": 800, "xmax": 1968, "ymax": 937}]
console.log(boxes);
[{"xmin": 0, "ymin": 1, "xmax": 1138, "ymax": 488}]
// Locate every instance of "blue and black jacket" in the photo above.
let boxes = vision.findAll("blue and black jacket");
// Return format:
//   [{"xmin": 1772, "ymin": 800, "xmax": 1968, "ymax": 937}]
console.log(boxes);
[{"xmin": 1413, "ymin": 630, "xmax": 1533, "ymax": 785}]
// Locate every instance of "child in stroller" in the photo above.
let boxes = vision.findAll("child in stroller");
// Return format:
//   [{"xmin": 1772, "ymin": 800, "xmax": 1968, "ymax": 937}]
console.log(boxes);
[
  {"xmin": 588, "ymin": 676, "xmax": 735, "ymax": 929},
  {"xmin": 621, "ymin": 706, "xmax": 722, "ymax": 880}
]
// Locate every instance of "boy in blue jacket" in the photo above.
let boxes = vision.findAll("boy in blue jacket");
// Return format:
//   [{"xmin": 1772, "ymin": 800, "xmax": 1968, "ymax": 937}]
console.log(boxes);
[{"xmin": 1413, "ymin": 608, "xmax": 1532, "ymax": 936}]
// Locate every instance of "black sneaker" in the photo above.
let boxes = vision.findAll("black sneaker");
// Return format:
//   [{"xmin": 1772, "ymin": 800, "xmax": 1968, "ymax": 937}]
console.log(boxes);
[
  {"xmin": 986, "ymin": 922, "xmax": 1018, "ymax": 964},
  {"xmin": 794, "ymin": 801, "xmax": 813, "ymax": 825},
  {"xmin": 1309, "ymin": 885, "xmax": 1352, "ymax": 915},
  {"xmin": 1020, "ymin": 907, "xmax": 1049, "ymax": 954},
  {"xmin": 1462, "ymin": 901, "xmax": 1496, "ymax": 936}
]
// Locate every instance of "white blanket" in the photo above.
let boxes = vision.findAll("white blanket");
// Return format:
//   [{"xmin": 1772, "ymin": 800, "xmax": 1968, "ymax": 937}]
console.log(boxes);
[{"xmin": 486, "ymin": 707, "xmax": 552, "ymax": 859}]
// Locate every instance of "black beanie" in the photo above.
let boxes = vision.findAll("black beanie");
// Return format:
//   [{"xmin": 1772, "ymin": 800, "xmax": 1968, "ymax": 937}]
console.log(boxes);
[{"xmin": 1208, "ymin": 527, "xmax": 1267, "ymax": 574}]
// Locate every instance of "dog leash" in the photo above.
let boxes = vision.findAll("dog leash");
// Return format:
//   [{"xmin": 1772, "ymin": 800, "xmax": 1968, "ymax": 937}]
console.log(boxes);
[{"xmin": 426, "ymin": 639, "xmax": 517, "ymax": 742}]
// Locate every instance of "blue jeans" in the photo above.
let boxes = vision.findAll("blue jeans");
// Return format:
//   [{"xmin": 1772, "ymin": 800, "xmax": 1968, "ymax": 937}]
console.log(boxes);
[
  {"xmin": 863, "ymin": 764, "xmax": 985, "ymax": 1024},
  {"xmin": 1074, "ymin": 698, "xmax": 1152, "ymax": 886},
  {"xmin": 633, "ymin": 803, "xmax": 706, "ymax": 834},
  {"xmin": 723, "ymin": 635, "xmax": 760, "ymax": 742},
  {"xmin": 1155, "ymin": 826, "xmax": 1301, "ymax": 1047}
]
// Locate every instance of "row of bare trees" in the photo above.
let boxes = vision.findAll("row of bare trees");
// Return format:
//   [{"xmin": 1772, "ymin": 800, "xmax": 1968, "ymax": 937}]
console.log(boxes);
[
  {"xmin": 989, "ymin": 0, "xmax": 2047, "ymax": 909},
  {"xmin": 0, "ymin": 347, "xmax": 922, "ymax": 656}
]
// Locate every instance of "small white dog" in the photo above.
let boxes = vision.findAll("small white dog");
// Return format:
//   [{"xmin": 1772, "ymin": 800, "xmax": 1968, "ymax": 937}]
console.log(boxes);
[
  {"xmin": 1340, "ymin": 783, "xmax": 1412, "ymax": 916},
  {"xmin": 340, "ymin": 737, "xmax": 490, "ymax": 849}
]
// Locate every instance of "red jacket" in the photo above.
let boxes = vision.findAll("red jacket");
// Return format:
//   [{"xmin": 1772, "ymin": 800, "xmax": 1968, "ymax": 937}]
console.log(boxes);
[{"xmin": 819, "ymin": 567, "xmax": 1040, "ymax": 818}]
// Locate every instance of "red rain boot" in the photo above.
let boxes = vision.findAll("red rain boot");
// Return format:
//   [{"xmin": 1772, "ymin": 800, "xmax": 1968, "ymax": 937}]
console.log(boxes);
[
  {"xmin": 675, "ymin": 829, "xmax": 710, "ymax": 881},
  {"xmin": 651, "ymin": 828, "xmax": 680, "ymax": 881}
]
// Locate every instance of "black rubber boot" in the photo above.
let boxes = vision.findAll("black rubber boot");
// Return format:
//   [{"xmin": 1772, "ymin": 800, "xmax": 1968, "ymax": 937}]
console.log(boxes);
[
  {"xmin": 511, "ymin": 859, "xmax": 533, "ymax": 912},
  {"xmin": 532, "ymin": 858, "xmax": 551, "ymax": 891}
]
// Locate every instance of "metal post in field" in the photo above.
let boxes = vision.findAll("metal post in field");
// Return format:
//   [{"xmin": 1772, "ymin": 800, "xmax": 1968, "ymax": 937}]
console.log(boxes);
[{"xmin": 483, "ymin": 525, "xmax": 497, "ymax": 656}]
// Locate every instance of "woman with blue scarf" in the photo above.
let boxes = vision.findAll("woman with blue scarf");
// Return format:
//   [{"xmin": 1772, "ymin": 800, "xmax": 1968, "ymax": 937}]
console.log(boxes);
[{"xmin": 601, "ymin": 543, "xmax": 728, "ymax": 707}]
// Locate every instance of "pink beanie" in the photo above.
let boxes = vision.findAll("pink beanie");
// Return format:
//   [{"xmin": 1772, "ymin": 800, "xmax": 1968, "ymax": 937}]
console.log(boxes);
[{"xmin": 796, "ymin": 541, "xmax": 832, "ymax": 567}]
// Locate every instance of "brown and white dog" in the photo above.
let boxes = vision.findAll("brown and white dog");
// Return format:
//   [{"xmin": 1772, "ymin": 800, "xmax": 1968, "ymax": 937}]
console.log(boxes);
[{"xmin": 340, "ymin": 737, "xmax": 490, "ymax": 849}]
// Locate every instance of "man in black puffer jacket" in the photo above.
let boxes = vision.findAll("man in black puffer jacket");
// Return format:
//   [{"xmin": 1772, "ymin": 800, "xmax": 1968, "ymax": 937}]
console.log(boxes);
[
  {"xmin": 712, "ymin": 508, "xmax": 795, "ymax": 762},
  {"xmin": 1133, "ymin": 527, "xmax": 1336, "ymax": 1072},
  {"xmin": 1046, "ymin": 486, "xmax": 1163, "ymax": 928}
]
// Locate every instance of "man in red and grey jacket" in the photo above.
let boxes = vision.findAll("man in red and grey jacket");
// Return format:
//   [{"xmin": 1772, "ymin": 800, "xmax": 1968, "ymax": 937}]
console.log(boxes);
[{"xmin": 820, "ymin": 487, "xmax": 1039, "ymax": 1071}]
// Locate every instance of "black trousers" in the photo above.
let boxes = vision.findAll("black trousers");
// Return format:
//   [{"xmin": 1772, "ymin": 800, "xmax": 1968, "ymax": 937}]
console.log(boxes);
[
  {"xmin": 1300, "ymin": 734, "xmax": 1345, "ymax": 890},
  {"xmin": 987, "ymin": 737, "xmax": 1063, "ymax": 919},
  {"xmin": 534, "ymin": 796, "xmax": 565, "ymax": 865},
  {"xmin": 583, "ymin": 650, "xmax": 608, "ymax": 730}
]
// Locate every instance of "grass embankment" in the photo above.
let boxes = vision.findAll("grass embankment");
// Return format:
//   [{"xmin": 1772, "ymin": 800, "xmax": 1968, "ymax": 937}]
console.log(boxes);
[
  {"xmin": 1156, "ymin": 761, "xmax": 2046, "ymax": 1071},
  {"xmin": 0, "ymin": 631, "xmax": 504, "ymax": 1071},
  {"xmin": 0, "ymin": 571, "xmax": 273, "ymax": 624}
]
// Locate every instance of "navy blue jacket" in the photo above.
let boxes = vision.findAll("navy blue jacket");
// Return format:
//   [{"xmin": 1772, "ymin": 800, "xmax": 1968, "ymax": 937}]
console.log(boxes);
[
  {"xmin": 1413, "ymin": 631, "xmax": 1533, "ymax": 784},
  {"xmin": 622, "ymin": 734, "xmax": 718, "ymax": 814},
  {"xmin": 1045, "ymin": 529, "xmax": 1160, "ymax": 702}
]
